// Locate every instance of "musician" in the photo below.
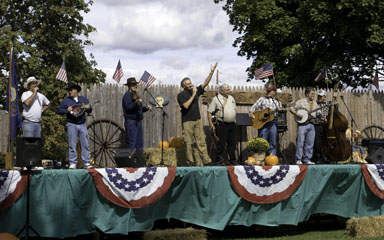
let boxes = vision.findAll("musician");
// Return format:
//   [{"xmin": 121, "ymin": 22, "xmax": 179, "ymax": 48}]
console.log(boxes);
[
  {"xmin": 122, "ymin": 77, "xmax": 151, "ymax": 154},
  {"xmin": 207, "ymin": 84, "xmax": 237, "ymax": 165},
  {"xmin": 311, "ymin": 89, "xmax": 329, "ymax": 163},
  {"xmin": 177, "ymin": 62, "xmax": 218, "ymax": 166},
  {"xmin": 289, "ymin": 87, "xmax": 318, "ymax": 165},
  {"xmin": 249, "ymin": 85, "xmax": 281, "ymax": 155},
  {"xmin": 21, "ymin": 76, "xmax": 51, "ymax": 137},
  {"xmin": 57, "ymin": 82, "xmax": 92, "ymax": 169}
]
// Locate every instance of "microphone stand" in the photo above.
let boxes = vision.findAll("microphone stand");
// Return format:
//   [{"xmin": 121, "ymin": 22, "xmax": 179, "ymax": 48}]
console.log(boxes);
[
  {"xmin": 143, "ymin": 87, "xmax": 169, "ymax": 166},
  {"xmin": 339, "ymin": 95, "xmax": 359, "ymax": 162}
]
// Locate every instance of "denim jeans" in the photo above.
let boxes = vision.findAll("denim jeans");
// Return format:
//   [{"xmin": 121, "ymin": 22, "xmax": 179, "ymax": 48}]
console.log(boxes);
[
  {"xmin": 22, "ymin": 120, "xmax": 41, "ymax": 137},
  {"xmin": 66, "ymin": 122, "xmax": 90, "ymax": 165},
  {"xmin": 124, "ymin": 119, "xmax": 143, "ymax": 153},
  {"xmin": 258, "ymin": 120, "xmax": 277, "ymax": 155},
  {"xmin": 295, "ymin": 123, "xmax": 315, "ymax": 161}
]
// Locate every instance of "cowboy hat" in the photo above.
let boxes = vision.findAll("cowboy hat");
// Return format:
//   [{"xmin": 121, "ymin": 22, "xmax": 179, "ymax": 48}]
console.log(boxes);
[
  {"xmin": 24, "ymin": 76, "xmax": 41, "ymax": 89},
  {"xmin": 66, "ymin": 82, "xmax": 81, "ymax": 92},
  {"xmin": 317, "ymin": 89, "xmax": 326, "ymax": 96},
  {"xmin": 124, "ymin": 77, "xmax": 138, "ymax": 86}
]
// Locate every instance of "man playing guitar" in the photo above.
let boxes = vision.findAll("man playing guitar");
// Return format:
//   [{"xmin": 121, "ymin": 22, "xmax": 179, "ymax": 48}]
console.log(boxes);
[{"xmin": 249, "ymin": 85, "xmax": 281, "ymax": 155}]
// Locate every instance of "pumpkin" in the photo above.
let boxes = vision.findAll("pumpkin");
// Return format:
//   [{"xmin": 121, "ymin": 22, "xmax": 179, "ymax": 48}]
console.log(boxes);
[
  {"xmin": 265, "ymin": 154, "xmax": 279, "ymax": 165},
  {"xmin": 169, "ymin": 137, "xmax": 183, "ymax": 148},
  {"xmin": 158, "ymin": 141, "xmax": 169, "ymax": 148},
  {"xmin": 245, "ymin": 156, "xmax": 256, "ymax": 165}
]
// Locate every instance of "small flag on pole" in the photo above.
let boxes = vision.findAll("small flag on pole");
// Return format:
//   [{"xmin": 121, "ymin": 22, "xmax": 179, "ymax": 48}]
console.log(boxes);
[
  {"xmin": 314, "ymin": 69, "xmax": 327, "ymax": 82},
  {"xmin": 112, "ymin": 60, "xmax": 124, "ymax": 83},
  {"xmin": 139, "ymin": 70, "xmax": 157, "ymax": 88},
  {"xmin": 254, "ymin": 64, "xmax": 274, "ymax": 80},
  {"xmin": 56, "ymin": 62, "xmax": 68, "ymax": 83},
  {"xmin": 373, "ymin": 70, "xmax": 379, "ymax": 90}
]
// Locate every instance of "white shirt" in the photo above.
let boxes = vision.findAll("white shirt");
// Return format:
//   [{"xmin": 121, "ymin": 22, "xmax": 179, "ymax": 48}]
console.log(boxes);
[
  {"xmin": 208, "ymin": 94, "xmax": 237, "ymax": 123},
  {"xmin": 21, "ymin": 91, "xmax": 50, "ymax": 122}
]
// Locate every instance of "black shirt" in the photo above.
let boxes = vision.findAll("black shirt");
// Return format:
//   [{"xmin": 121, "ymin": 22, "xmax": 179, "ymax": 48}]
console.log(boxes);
[{"xmin": 177, "ymin": 85, "xmax": 204, "ymax": 123}]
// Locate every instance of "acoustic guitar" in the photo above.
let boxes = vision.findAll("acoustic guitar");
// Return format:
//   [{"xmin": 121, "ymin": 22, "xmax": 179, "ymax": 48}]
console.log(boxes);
[{"xmin": 250, "ymin": 108, "xmax": 280, "ymax": 129}]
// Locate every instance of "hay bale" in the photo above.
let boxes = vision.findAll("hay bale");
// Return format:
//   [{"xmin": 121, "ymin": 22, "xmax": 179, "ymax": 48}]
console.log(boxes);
[
  {"xmin": 346, "ymin": 215, "xmax": 384, "ymax": 238},
  {"xmin": 144, "ymin": 148, "xmax": 189, "ymax": 167},
  {"xmin": 143, "ymin": 227, "xmax": 206, "ymax": 240}
]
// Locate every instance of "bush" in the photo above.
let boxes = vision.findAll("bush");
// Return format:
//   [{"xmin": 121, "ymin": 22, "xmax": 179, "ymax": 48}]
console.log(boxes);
[{"xmin": 245, "ymin": 137, "xmax": 269, "ymax": 153}]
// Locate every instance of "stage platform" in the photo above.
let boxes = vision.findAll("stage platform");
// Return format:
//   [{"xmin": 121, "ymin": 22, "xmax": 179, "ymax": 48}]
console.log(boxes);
[{"xmin": 1, "ymin": 164, "xmax": 384, "ymax": 238}]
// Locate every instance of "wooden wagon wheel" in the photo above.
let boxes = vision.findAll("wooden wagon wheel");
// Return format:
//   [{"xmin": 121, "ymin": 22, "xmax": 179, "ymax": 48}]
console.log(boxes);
[
  {"xmin": 357, "ymin": 125, "xmax": 384, "ymax": 144},
  {"xmin": 87, "ymin": 118, "xmax": 125, "ymax": 168}
]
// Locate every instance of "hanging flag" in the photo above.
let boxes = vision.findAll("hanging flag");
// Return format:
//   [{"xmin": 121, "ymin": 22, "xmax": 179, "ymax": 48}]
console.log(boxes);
[
  {"xmin": 139, "ymin": 70, "xmax": 157, "ymax": 88},
  {"xmin": 112, "ymin": 60, "xmax": 124, "ymax": 83},
  {"xmin": 314, "ymin": 69, "xmax": 327, "ymax": 82},
  {"xmin": 373, "ymin": 71, "xmax": 379, "ymax": 90},
  {"xmin": 5, "ymin": 47, "xmax": 22, "ymax": 140},
  {"xmin": 56, "ymin": 61, "xmax": 68, "ymax": 83},
  {"xmin": 254, "ymin": 64, "xmax": 274, "ymax": 80}
]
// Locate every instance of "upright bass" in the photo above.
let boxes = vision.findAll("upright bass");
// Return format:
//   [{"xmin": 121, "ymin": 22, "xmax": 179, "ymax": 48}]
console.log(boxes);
[{"xmin": 323, "ymin": 82, "xmax": 352, "ymax": 163}]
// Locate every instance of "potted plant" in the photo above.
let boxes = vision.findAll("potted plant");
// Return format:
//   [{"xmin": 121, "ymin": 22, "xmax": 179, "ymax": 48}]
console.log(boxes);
[{"xmin": 245, "ymin": 137, "xmax": 269, "ymax": 162}]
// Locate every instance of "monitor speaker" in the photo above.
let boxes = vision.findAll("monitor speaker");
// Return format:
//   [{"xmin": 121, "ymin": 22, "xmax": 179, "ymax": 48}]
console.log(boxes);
[
  {"xmin": 366, "ymin": 147, "xmax": 384, "ymax": 164},
  {"xmin": 16, "ymin": 137, "xmax": 42, "ymax": 167},
  {"xmin": 114, "ymin": 148, "xmax": 145, "ymax": 168}
]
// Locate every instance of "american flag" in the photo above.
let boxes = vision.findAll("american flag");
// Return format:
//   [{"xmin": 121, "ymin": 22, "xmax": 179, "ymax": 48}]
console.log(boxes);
[
  {"xmin": 254, "ymin": 64, "xmax": 274, "ymax": 80},
  {"xmin": 314, "ymin": 69, "xmax": 327, "ymax": 82},
  {"xmin": 139, "ymin": 70, "xmax": 157, "ymax": 88},
  {"xmin": 112, "ymin": 60, "xmax": 124, "ymax": 83},
  {"xmin": 56, "ymin": 62, "xmax": 68, "ymax": 83},
  {"xmin": 373, "ymin": 71, "xmax": 379, "ymax": 90}
]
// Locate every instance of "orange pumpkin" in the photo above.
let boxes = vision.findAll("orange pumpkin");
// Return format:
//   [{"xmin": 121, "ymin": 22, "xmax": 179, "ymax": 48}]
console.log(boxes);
[
  {"xmin": 245, "ymin": 156, "xmax": 256, "ymax": 165},
  {"xmin": 265, "ymin": 154, "xmax": 279, "ymax": 165},
  {"xmin": 158, "ymin": 141, "xmax": 169, "ymax": 148},
  {"xmin": 169, "ymin": 137, "xmax": 183, "ymax": 148}
]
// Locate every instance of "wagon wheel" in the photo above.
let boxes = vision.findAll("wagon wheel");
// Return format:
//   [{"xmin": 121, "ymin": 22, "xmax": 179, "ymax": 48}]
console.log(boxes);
[
  {"xmin": 87, "ymin": 118, "xmax": 125, "ymax": 168},
  {"xmin": 357, "ymin": 125, "xmax": 384, "ymax": 144}
]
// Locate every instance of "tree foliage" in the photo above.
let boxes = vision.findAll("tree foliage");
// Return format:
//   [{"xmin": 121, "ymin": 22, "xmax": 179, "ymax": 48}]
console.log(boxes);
[
  {"xmin": 0, "ymin": 0, "xmax": 106, "ymax": 159},
  {"xmin": 215, "ymin": 0, "xmax": 384, "ymax": 88}
]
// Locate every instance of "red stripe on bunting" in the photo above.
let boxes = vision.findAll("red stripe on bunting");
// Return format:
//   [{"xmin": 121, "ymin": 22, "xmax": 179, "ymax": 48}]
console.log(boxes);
[
  {"xmin": 361, "ymin": 164, "xmax": 384, "ymax": 199},
  {"xmin": 0, "ymin": 170, "xmax": 28, "ymax": 211},
  {"xmin": 227, "ymin": 165, "xmax": 307, "ymax": 204},
  {"xmin": 88, "ymin": 167, "xmax": 176, "ymax": 208}
]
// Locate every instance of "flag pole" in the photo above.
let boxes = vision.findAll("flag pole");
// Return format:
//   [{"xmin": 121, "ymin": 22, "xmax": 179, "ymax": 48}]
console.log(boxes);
[
  {"xmin": 272, "ymin": 65, "xmax": 276, "ymax": 86},
  {"xmin": 6, "ymin": 42, "xmax": 14, "ymax": 169}
]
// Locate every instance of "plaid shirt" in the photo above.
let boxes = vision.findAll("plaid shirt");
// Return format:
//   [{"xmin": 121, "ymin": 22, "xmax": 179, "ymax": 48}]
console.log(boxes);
[
  {"xmin": 250, "ymin": 96, "xmax": 281, "ymax": 113},
  {"xmin": 313, "ymin": 101, "xmax": 329, "ymax": 124}
]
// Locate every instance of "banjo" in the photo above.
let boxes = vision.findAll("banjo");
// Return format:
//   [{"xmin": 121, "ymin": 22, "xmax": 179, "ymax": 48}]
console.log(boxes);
[{"xmin": 294, "ymin": 103, "xmax": 332, "ymax": 124}]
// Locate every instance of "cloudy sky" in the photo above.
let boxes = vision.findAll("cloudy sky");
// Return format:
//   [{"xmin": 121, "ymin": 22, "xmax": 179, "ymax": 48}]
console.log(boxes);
[{"xmin": 82, "ymin": 0, "xmax": 264, "ymax": 87}]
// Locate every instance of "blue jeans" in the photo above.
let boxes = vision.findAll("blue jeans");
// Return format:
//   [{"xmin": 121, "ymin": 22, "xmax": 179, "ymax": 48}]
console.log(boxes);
[
  {"xmin": 66, "ymin": 122, "xmax": 90, "ymax": 165},
  {"xmin": 124, "ymin": 119, "xmax": 143, "ymax": 153},
  {"xmin": 295, "ymin": 123, "xmax": 315, "ymax": 161},
  {"xmin": 22, "ymin": 120, "xmax": 41, "ymax": 137},
  {"xmin": 258, "ymin": 120, "xmax": 277, "ymax": 155}
]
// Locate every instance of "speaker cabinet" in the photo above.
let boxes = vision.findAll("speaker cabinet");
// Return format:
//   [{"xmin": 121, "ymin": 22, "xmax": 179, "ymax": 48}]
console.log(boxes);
[
  {"xmin": 362, "ymin": 139, "xmax": 384, "ymax": 163},
  {"xmin": 16, "ymin": 137, "xmax": 42, "ymax": 167},
  {"xmin": 114, "ymin": 148, "xmax": 145, "ymax": 168},
  {"xmin": 366, "ymin": 147, "xmax": 384, "ymax": 164}
]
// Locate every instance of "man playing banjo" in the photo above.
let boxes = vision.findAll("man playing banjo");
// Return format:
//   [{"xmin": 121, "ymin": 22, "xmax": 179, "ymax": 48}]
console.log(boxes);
[{"xmin": 289, "ymin": 87, "xmax": 318, "ymax": 165}]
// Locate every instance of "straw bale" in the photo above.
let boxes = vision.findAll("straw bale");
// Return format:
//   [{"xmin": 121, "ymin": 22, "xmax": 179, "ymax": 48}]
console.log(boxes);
[
  {"xmin": 346, "ymin": 215, "xmax": 384, "ymax": 238},
  {"xmin": 144, "ymin": 148, "xmax": 189, "ymax": 167},
  {"xmin": 143, "ymin": 227, "xmax": 206, "ymax": 240}
]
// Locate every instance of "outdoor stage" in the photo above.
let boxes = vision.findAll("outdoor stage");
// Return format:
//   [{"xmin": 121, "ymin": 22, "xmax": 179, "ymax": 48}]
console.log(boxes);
[{"xmin": 1, "ymin": 164, "xmax": 384, "ymax": 238}]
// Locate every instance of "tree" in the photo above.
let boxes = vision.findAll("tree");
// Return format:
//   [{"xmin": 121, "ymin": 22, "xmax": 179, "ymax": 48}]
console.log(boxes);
[
  {"xmin": 215, "ymin": 0, "xmax": 384, "ymax": 88},
  {"xmin": 0, "ymin": 0, "xmax": 106, "ymax": 160}
]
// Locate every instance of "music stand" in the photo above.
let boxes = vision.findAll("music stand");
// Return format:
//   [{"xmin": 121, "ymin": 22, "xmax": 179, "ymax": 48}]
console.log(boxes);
[
  {"xmin": 17, "ymin": 167, "xmax": 42, "ymax": 239},
  {"xmin": 236, "ymin": 113, "xmax": 252, "ymax": 164}
]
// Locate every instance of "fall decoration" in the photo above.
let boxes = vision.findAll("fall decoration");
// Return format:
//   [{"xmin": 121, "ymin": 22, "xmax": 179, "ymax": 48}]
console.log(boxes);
[
  {"xmin": 158, "ymin": 141, "xmax": 169, "ymax": 148},
  {"xmin": 265, "ymin": 154, "xmax": 279, "ymax": 165},
  {"xmin": 245, "ymin": 137, "xmax": 269, "ymax": 153},
  {"xmin": 169, "ymin": 137, "xmax": 183, "ymax": 149}
]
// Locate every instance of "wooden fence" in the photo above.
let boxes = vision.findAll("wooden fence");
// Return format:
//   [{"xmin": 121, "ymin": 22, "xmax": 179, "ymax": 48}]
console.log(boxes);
[{"xmin": 1, "ymin": 84, "xmax": 384, "ymax": 163}]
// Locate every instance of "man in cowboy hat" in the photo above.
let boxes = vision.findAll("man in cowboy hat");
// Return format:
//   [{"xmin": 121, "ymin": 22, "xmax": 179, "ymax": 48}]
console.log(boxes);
[
  {"xmin": 122, "ymin": 77, "xmax": 151, "ymax": 154},
  {"xmin": 249, "ymin": 84, "xmax": 282, "ymax": 156},
  {"xmin": 57, "ymin": 82, "xmax": 92, "ymax": 169},
  {"xmin": 21, "ymin": 76, "xmax": 51, "ymax": 137}
]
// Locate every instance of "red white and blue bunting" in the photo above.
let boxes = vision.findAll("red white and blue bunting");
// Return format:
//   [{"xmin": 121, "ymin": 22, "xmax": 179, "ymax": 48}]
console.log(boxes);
[
  {"xmin": 88, "ymin": 167, "xmax": 176, "ymax": 208},
  {"xmin": 361, "ymin": 164, "xmax": 384, "ymax": 199},
  {"xmin": 0, "ymin": 170, "xmax": 28, "ymax": 210},
  {"xmin": 227, "ymin": 165, "xmax": 307, "ymax": 204}
]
